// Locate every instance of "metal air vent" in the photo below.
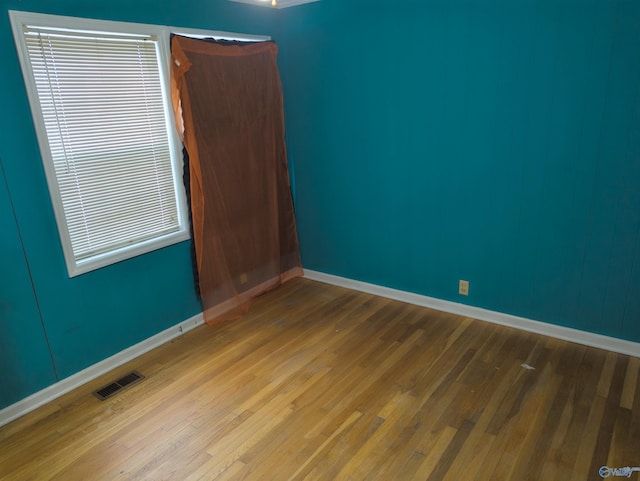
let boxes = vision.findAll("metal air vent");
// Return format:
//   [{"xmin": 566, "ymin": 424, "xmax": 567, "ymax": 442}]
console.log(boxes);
[{"xmin": 93, "ymin": 371, "xmax": 145, "ymax": 401}]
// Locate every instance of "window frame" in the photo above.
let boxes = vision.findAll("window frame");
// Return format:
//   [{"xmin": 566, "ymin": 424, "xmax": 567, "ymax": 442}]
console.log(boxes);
[{"xmin": 9, "ymin": 10, "xmax": 269, "ymax": 277}]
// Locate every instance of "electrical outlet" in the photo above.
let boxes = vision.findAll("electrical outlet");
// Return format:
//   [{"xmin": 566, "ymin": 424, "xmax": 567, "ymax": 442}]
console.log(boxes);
[
  {"xmin": 459, "ymin": 280, "xmax": 469, "ymax": 296},
  {"xmin": 240, "ymin": 273, "xmax": 248, "ymax": 285}
]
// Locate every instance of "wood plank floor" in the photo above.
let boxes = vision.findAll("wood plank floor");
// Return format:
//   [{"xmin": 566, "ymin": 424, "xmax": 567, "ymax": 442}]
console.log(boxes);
[{"xmin": 2, "ymin": 278, "xmax": 640, "ymax": 481}]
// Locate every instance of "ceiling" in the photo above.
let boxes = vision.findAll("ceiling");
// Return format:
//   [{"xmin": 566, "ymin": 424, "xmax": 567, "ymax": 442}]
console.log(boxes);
[{"xmin": 228, "ymin": 0, "xmax": 320, "ymax": 8}]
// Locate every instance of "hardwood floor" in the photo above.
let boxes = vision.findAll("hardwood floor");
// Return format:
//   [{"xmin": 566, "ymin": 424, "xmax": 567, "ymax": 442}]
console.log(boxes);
[{"xmin": 2, "ymin": 278, "xmax": 639, "ymax": 481}]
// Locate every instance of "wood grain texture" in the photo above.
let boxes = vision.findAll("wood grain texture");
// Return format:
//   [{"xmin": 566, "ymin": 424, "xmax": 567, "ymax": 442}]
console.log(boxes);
[{"xmin": 1, "ymin": 278, "xmax": 639, "ymax": 481}]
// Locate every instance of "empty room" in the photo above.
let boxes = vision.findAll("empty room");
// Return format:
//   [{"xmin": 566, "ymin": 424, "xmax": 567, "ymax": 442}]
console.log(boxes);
[{"xmin": 1, "ymin": 0, "xmax": 639, "ymax": 480}]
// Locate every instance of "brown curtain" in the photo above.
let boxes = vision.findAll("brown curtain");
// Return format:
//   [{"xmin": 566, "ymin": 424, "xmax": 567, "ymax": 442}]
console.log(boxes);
[{"xmin": 171, "ymin": 35, "xmax": 302, "ymax": 326}]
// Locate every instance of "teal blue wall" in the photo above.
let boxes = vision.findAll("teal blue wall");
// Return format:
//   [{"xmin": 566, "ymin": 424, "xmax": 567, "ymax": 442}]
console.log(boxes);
[
  {"xmin": 280, "ymin": 0, "xmax": 640, "ymax": 341},
  {"xmin": 0, "ymin": 158, "xmax": 57, "ymax": 408},
  {"xmin": 0, "ymin": 0, "xmax": 280, "ymax": 409}
]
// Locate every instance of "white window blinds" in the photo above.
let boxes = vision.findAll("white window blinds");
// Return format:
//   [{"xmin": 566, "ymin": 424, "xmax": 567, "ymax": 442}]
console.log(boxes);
[{"xmin": 21, "ymin": 25, "xmax": 184, "ymax": 273}]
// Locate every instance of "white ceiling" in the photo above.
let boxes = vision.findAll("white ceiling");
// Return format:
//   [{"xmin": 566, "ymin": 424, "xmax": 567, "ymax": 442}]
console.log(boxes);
[{"xmin": 228, "ymin": 0, "xmax": 320, "ymax": 9}]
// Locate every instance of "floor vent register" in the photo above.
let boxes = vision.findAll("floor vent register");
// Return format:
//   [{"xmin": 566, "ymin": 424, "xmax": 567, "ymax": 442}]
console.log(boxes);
[{"xmin": 93, "ymin": 371, "xmax": 145, "ymax": 401}]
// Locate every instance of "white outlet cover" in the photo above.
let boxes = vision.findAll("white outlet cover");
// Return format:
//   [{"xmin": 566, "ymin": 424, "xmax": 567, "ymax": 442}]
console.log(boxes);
[{"xmin": 228, "ymin": 0, "xmax": 320, "ymax": 8}]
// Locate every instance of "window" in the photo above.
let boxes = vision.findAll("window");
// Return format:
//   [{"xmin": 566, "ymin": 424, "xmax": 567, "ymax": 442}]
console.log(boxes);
[{"xmin": 9, "ymin": 12, "xmax": 189, "ymax": 277}]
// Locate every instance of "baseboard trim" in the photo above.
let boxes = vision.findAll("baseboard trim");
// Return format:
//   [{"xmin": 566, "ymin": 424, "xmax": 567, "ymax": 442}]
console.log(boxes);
[
  {"xmin": 304, "ymin": 270, "xmax": 640, "ymax": 358},
  {"xmin": 0, "ymin": 312, "xmax": 204, "ymax": 427}
]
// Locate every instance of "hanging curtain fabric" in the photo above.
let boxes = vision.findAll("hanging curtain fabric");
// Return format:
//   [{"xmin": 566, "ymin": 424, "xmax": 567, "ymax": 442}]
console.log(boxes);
[{"xmin": 171, "ymin": 35, "xmax": 303, "ymax": 326}]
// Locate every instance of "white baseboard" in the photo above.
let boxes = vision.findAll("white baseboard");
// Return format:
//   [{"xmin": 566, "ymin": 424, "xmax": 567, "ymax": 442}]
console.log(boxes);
[
  {"xmin": 304, "ymin": 270, "xmax": 640, "ymax": 358},
  {"xmin": 0, "ymin": 312, "xmax": 204, "ymax": 428}
]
